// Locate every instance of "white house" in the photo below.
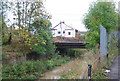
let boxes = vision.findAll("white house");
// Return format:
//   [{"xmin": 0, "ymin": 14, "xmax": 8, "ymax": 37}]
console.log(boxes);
[{"xmin": 51, "ymin": 22, "xmax": 76, "ymax": 38}]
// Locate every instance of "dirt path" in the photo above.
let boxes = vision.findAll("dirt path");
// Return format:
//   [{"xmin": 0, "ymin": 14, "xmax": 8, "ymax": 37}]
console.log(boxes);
[
  {"xmin": 110, "ymin": 55, "xmax": 120, "ymax": 79},
  {"xmin": 40, "ymin": 58, "xmax": 86, "ymax": 79},
  {"xmin": 40, "ymin": 51, "xmax": 99, "ymax": 79}
]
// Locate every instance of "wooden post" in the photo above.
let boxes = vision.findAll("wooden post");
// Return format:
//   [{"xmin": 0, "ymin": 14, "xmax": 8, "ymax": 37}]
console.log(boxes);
[{"xmin": 88, "ymin": 64, "xmax": 92, "ymax": 79}]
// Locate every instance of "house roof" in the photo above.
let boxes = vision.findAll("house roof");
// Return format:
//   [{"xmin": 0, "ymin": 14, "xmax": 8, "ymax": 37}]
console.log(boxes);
[{"xmin": 51, "ymin": 21, "xmax": 75, "ymax": 30}]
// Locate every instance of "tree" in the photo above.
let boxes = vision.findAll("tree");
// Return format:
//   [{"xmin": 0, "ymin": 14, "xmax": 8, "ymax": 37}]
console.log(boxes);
[
  {"xmin": 0, "ymin": 1, "xmax": 9, "ymax": 45},
  {"xmin": 83, "ymin": 2, "xmax": 118, "ymax": 48},
  {"xmin": 30, "ymin": 18, "xmax": 55, "ymax": 55},
  {"xmin": 2, "ymin": 1, "xmax": 55, "ymax": 55}
]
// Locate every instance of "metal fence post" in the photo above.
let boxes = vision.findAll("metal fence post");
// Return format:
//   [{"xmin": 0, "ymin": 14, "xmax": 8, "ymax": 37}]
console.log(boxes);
[{"xmin": 88, "ymin": 64, "xmax": 92, "ymax": 79}]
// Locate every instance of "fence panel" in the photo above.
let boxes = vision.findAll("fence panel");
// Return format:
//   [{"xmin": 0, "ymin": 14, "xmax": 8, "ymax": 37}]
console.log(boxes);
[{"xmin": 100, "ymin": 25, "xmax": 108, "ymax": 58}]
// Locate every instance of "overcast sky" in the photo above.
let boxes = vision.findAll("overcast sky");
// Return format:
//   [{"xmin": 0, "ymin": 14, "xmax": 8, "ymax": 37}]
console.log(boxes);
[{"xmin": 45, "ymin": 0, "xmax": 119, "ymax": 31}]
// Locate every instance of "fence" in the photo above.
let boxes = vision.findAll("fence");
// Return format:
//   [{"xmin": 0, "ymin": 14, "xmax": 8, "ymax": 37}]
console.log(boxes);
[
  {"xmin": 81, "ymin": 57, "xmax": 100, "ymax": 80},
  {"xmin": 100, "ymin": 25, "xmax": 108, "ymax": 58},
  {"xmin": 81, "ymin": 25, "xmax": 119, "ymax": 80},
  {"xmin": 81, "ymin": 25, "xmax": 107, "ymax": 79},
  {"xmin": 100, "ymin": 25, "xmax": 120, "ymax": 58}
]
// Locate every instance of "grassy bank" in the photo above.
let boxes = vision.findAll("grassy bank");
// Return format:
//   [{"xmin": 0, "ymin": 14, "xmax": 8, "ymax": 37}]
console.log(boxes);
[
  {"xmin": 2, "ymin": 42, "xmax": 88, "ymax": 79},
  {"xmin": 2, "ymin": 55, "xmax": 70, "ymax": 79},
  {"xmin": 2, "ymin": 44, "xmax": 71, "ymax": 79},
  {"xmin": 60, "ymin": 50, "xmax": 99, "ymax": 79}
]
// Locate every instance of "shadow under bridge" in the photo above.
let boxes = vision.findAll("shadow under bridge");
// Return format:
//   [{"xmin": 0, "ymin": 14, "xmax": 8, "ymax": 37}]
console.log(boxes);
[{"xmin": 54, "ymin": 42, "xmax": 88, "ymax": 49}]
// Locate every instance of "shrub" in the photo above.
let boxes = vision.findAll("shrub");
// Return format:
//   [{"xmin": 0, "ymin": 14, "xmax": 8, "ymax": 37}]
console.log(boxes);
[
  {"xmin": 67, "ymin": 49, "xmax": 85, "ymax": 57},
  {"xmin": 2, "ymin": 56, "xmax": 70, "ymax": 79}
]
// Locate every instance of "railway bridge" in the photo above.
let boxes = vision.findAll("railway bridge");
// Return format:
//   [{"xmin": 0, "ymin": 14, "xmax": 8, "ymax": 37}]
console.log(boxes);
[
  {"xmin": 54, "ymin": 42, "xmax": 88, "ymax": 54},
  {"xmin": 55, "ymin": 42, "xmax": 88, "ymax": 49}
]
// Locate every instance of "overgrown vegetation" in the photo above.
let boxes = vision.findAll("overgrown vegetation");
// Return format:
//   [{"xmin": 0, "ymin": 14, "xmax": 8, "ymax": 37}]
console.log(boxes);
[
  {"xmin": 2, "ymin": 55, "xmax": 70, "ymax": 79},
  {"xmin": 92, "ymin": 35, "xmax": 119, "ymax": 79},
  {"xmin": 1, "ymin": 1, "xmax": 57, "ymax": 79},
  {"xmin": 1, "ymin": 0, "xmax": 119, "ymax": 80},
  {"xmin": 1, "ymin": 1, "xmax": 55, "ymax": 55},
  {"xmin": 83, "ymin": 2, "xmax": 118, "ymax": 48},
  {"xmin": 66, "ymin": 49, "xmax": 86, "ymax": 57}
]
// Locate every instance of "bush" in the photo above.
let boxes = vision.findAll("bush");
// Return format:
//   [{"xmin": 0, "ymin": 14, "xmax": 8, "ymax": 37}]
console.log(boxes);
[{"xmin": 2, "ymin": 56, "xmax": 70, "ymax": 79}]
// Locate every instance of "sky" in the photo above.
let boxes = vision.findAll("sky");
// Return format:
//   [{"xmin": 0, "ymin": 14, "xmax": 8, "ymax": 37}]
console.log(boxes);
[{"xmin": 45, "ymin": 0, "xmax": 120, "ymax": 31}]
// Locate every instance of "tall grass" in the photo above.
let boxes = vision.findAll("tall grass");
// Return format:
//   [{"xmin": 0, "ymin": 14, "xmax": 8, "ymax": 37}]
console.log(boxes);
[
  {"xmin": 60, "ymin": 49, "xmax": 100, "ymax": 79},
  {"xmin": 92, "ymin": 39, "xmax": 119, "ymax": 79}
]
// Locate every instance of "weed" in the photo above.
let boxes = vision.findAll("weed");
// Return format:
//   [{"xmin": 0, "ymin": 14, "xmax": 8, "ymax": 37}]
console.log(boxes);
[{"xmin": 2, "ymin": 56, "xmax": 70, "ymax": 79}]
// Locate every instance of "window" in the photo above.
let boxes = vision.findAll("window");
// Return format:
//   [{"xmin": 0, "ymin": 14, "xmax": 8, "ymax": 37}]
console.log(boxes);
[
  {"xmin": 63, "ymin": 31, "xmax": 65, "ymax": 34},
  {"xmin": 58, "ymin": 31, "xmax": 61, "ymax": 34},
  {"xmin": 68, "ymin": 32, "xmax": 71, "ymax": 35}
]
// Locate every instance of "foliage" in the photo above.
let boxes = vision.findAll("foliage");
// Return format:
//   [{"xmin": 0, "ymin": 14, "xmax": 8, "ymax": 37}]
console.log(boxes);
[
  {"xmin": 2, "ymin": 56, "xmax": 70, "ymax": 79},
  {"xmin": 2, "ymin": 24, "xmax": 8, "ymax": 44},
  {"xmin": 92, "ymin": 68, "xmax": 106, "ymax": 79},
  {"xmin": 83, "ymin": 2, "xmax": 118, "ymax": 48},
  {"xmin": 108, "ymin": 37, "xmax": 119, "ymax": 65},
  {"xmin": 1, "ymin": 1, "xmax": 55, "ymax": 55},
  {"xmin": 0, "ymin": 2, "xmax": 11, "ymax": 45},
  {"xmin": 1, "ymin": 1, "xmax": 57, "ymax": 79},
  {"xmin": 67, "ymin": 49, "xmax": 85, "ymax": 57},
  {"xmin": 30, "ymin": 18, "xmax": 55, "ymax": 54}
]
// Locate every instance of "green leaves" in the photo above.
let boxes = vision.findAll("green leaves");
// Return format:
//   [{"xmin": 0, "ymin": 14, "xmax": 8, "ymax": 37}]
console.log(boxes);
[
  {"xmin": 1, "ymin": 1, "xmax": 55, "ymax": 55},
  {"xmin": 29, "ymin": 17, "xmax": 55, "ymax": 55},
  {"xmin": 2, "ymin": 57, "xmax": 70, "ymax": 79},
  {"xmin": 32, "ymin": 18, "xmax": 52, "ymax": 30},
  {"xmin": 83, "ymin": 2, "xmax": 118, "ymax": 48}
]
